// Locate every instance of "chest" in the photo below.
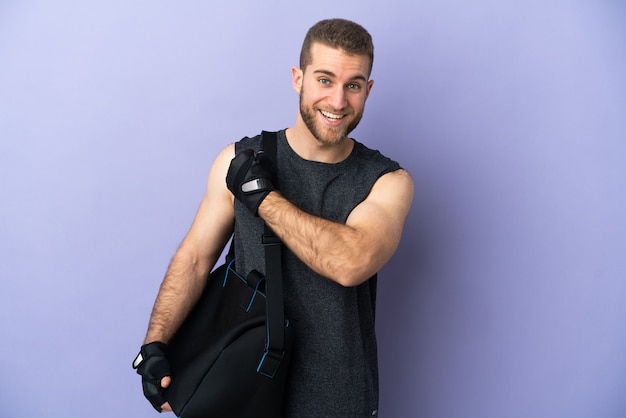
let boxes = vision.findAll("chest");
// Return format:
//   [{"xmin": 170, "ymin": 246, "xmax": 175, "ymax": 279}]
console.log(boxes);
[{"xmin": 276, "ymin": 148, "xmax": 374, "ymax": 223}]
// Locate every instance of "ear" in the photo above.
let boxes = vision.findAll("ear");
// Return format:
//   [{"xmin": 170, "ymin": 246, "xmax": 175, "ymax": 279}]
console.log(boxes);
[
  {"xmin": 291, "ymin": 66, "xmax": 303, "ymax": 94},
  {"xmin": 365, "ymin": 79, "xmax": 374, "ymax": 99}
]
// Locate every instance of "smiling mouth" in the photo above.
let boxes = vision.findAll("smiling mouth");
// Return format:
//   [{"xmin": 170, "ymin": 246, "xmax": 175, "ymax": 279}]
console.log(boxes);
[{"xmin": 320, "ymin": 110, "xmax": 345, "ymax": 120}]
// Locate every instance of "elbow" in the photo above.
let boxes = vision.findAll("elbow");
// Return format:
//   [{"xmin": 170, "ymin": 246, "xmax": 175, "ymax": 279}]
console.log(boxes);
[
  {"xmin": 330, "ymin": 261, "xmax": 375, "ymax": 287},
  {"xmin": 328, "ymin": 245, "xmax": 393, "ymax": 287},
  {"xmin": 334, "ymin": 272, "xmax": 374, "ymax": 287},
  {"xmin": 335, "ymin": 276, "xmax": 370, "ymax": 288}
]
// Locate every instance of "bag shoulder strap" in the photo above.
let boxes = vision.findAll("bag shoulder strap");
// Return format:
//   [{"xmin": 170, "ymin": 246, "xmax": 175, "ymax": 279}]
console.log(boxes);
[{"xmin": 257, "ymin": 130, "xmax": 287, "ymax": 378}]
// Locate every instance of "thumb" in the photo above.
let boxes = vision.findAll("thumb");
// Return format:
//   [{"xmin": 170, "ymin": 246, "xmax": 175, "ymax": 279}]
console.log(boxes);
[{"xmin": 161, "ymin": 376, "xmax": 172, "ymax": 389}]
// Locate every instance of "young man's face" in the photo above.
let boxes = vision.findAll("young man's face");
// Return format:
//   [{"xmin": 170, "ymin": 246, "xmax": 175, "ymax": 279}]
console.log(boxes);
[{"xmin": 293, "ymin": 42, "xmax": 374, "ymax": 146}]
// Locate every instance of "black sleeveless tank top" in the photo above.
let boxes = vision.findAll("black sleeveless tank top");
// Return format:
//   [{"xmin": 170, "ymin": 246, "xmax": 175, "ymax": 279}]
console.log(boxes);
[{"xmin": 233, "ymin": 130, "xmax": 401, "ymax": 417}]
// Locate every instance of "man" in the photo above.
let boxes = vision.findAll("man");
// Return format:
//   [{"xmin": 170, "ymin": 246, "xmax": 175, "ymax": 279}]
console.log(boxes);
[{"xmin": 135, "ymin": 18, "xmax": 414, "ymax": 417}]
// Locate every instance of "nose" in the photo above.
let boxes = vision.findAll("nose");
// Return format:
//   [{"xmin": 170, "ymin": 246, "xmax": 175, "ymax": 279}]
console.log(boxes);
[{"xmin": 328, "ymin": 86, "xmax": 347, "ymax": 110}]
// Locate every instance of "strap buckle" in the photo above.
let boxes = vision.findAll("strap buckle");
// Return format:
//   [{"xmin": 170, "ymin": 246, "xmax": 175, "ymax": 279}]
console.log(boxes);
[{"xmin": 257, "ymin": 348, "xmax": 285, "ymax": 378}]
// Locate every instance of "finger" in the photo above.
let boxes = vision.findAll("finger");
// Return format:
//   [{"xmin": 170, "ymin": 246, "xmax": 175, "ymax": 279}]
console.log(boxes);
[
  {"xmin": 161, "ymin": 376, "xmax": 172, "ymax": 388},
  {"xmin": 160, "ymin": 401, "xmax": 173, "ymax": 412}
]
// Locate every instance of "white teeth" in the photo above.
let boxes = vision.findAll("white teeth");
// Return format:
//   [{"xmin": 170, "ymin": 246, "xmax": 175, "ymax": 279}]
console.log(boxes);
[{"xmin": 321, "ymin": 110, "xmax": 343, "ymax": 120}]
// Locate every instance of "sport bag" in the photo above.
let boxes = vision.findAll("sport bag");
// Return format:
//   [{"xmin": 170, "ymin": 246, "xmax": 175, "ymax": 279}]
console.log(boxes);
[{"xmin": 165, "ymin": 131, "xmax": 292, "ymax": 417}]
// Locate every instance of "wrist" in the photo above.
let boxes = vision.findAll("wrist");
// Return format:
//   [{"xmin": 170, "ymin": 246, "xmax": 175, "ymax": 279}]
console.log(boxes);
[
  {"xmin": 257, "ymin": 190, "xmax": 278, "ymax": 218},
  {"xmin": 133, "ymin": 341, "xmax": 168, "ymax": 369}
]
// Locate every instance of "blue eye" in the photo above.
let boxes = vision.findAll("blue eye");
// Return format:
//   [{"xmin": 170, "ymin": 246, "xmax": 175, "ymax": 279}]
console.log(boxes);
[{"xmin": 319, "ymin": 78, "xmax": 330, "ymax": 85}]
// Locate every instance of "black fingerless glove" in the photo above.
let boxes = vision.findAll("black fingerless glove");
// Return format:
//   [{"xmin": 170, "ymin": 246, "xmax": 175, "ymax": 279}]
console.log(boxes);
[
  {"xmin": 132, "ymin": 342, "xmax": 170, "ymax": 412},
  {"xmin": 226, "ymin": 148, "xmax": 274, "ymax": 215}
]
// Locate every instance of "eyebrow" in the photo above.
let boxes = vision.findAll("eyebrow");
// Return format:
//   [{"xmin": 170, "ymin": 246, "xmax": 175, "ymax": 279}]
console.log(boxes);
[{"xmin": 313, "ymin": 69, "xmax": 368, "ymax": 83}]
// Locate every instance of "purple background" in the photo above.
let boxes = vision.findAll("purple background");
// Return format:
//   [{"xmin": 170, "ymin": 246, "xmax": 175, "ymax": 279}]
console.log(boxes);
[{"xmin": 1, "ymin": 1, "xmax": 625, "ymax": 417}]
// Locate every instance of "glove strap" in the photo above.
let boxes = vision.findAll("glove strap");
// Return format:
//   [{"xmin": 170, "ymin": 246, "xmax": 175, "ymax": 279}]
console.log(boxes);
[
  {"xmin": 242, "ymin": 177, "xmax": 273, "ymax": 193},
  {"xmin": 132, "ymin": 341, "xmax": 168, "ymax": 369}
]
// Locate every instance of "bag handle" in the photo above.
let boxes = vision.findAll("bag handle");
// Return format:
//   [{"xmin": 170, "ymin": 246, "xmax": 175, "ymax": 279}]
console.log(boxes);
[{"xmin": 257, "ymin": 130, "xmax": 287, "ymax": 378}]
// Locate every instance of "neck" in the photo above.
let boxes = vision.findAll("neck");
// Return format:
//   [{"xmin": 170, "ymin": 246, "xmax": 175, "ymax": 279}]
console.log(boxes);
[{"xmin": 285, "ymin": 120, "xmax": 354, "ymax": 164}]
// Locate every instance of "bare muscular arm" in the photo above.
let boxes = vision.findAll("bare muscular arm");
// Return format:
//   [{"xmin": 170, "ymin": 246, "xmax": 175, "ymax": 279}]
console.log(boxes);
[
  {"xmin": 257, "ymin": 168, "xmax": 414, "ymax": 287},
  {"xmin": 144, "ymin": 144, "xmax": 236, "ymax": 344}
]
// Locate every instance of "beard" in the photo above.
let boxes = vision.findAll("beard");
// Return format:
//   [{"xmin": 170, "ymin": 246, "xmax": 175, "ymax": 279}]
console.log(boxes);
[{"xmin": 299, "ymin": 88, "xmax": 364, "ymax": 146}]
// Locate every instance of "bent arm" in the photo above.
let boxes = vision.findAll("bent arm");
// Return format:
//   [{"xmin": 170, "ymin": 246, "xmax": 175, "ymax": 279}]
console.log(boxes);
[
  {"xmin": 144, "ymin": 144, "xmax": 236, "ymax": 344},
  {"xmin": 258, "ymin": 169, "xmax": 414, "ymax": 287}
]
